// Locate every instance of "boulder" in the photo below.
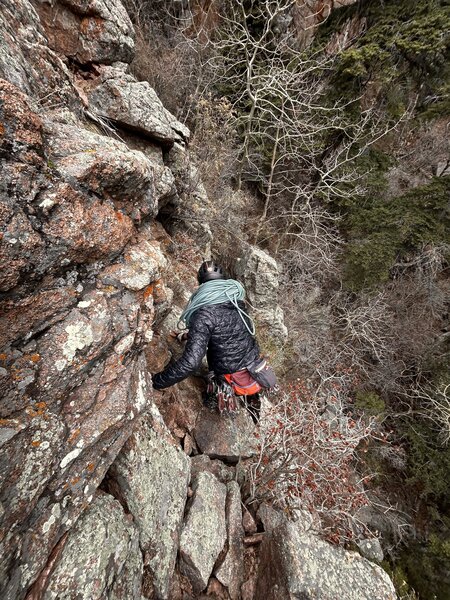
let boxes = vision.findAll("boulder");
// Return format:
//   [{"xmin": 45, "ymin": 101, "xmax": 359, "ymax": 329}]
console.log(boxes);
[
  {"xmin": 256, "ymin": 508, "xmax": 397, "ymax": 600},
  {"xmin": 45, "ymin": 114, "xmax": 175, "ymax": 216},
  {"xmin": 42, "ymin": 492, "xmax": 143, "ymax": 600},
  {"xmin": 179, "ymin": 471, "xmax": 227, "ymax": 594},
  {"xmin": 235, "ymin": 246, "xmax": 287, "ymax": 343},
  {"xmin": 193, "ymin": 406, "xmax": 258, "ymax": 463},
  {"xmin": 215, "ymin": 481, "xmax": 245, "ymax": 599},
  {"xmin": 357, "ymin": 538, "xmax": 384, "ymax": 563},
  {"xmin": 34, "ymin": 0, "xmax": 135, "ymax": 65},
  {"xmin": 110, "ymin": 405, "xmax": 191, "ymax": 600},
  {"xmin": 87, "ymin": 67, "xmax": 189, "ymax": 145}
]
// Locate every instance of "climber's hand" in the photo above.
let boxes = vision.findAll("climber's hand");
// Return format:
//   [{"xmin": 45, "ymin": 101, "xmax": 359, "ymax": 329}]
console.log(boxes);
[{"xmin": 169, "ymin": 330, "xmax": 188, "ymax": 343}]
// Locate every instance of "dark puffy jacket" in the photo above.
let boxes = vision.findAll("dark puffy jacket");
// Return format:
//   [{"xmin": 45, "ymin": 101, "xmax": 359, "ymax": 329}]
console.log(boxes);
[{"xmin": 152, "ymin": 302, "xmax": 260, "ymax": 390}]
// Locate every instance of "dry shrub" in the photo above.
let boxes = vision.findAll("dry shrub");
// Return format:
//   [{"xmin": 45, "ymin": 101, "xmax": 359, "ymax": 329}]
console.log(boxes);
[
  {"xmin": 123, "ymin": 0, "xmax": 209, "ymax": 120},
  {"xmin": 246, "ymin": 379, "xmax": 380, "ymax": 544}
]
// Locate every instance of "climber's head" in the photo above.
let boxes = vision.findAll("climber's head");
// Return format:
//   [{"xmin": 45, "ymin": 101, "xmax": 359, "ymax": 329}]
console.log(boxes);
[{"xmin": 197, "ymin": 260, "xmax": 226, "ymax": 284}]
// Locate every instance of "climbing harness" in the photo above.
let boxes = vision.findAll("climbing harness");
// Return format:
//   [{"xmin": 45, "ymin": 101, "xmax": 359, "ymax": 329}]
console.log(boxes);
[{"xmin": 179, "ymin": 279, "xmax": 255, "ymax": 335}]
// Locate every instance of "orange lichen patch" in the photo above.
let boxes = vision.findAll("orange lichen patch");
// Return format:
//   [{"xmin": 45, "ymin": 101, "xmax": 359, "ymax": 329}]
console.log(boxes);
[
  {"xmin": 143, "ymin": 283, "xmax": 154, "ymax": 301},
  {"xmin": 10, "ymin": 366, "xmax": 22, "ymax": 380},
  {"xmin": 67, "ymin": 428, "xmax": 81, "ymax": 445},
  {"xmin": 31, "ymin": 440, "xmax": 41, "ymax": 447},
  {"xmin": 86, "ymin": 462, "xmax": 95, "ymax": 472},
  {"xmin": 0, "ymin": 353, "xmax": 7, "ymax": 362},
  {"xmin": 0, "ymin": 418, "xmax": 19, "ymax": 427},
  {"xmin": 115, "ymin": 211, "xmax": 124, "ymax": 222},
  {"xmin": 70, "ymin": 477, "xmax": 80, "ymax": 486},
  {"xmin": 30, "ymin": 354, "xmax": 41, "ymax": 363},
  {"xmin": 26, "ymin": 402, "xmax": 48, "ymax": 419}
]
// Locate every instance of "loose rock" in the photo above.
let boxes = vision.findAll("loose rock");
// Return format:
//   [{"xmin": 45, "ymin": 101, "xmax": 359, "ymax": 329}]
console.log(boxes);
[{"xmin": 193, "ymin": 406, "xmax": 258, "ymax": 463}]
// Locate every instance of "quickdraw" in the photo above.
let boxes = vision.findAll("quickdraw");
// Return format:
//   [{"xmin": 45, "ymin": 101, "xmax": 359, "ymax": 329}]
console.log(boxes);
[{"xmin": 206, "ymin": 374, "xmax": 239, "ymax": 416}]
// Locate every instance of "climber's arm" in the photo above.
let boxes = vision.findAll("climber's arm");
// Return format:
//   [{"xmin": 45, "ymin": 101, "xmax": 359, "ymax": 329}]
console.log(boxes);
[{"xmin": 152, "ymin": 310, "xmax": 212, "ymax": 389}]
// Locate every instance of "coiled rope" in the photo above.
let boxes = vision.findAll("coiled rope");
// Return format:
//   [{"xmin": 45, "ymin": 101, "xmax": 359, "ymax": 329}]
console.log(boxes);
[{"xmin": 179, "ymin": 279, "xmax": 255, "ymax": 335}]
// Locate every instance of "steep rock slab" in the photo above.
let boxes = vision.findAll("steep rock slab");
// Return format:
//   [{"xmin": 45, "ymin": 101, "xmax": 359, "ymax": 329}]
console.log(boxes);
[
  {"xmin": 87, "ymin": 67, "xmax": 189, "ymax": 145},
  {"xmin": 215, "ymin": 481, "xmax": 245, "ymax": 600},
  {"xmin": 193, "ymin": 406, "xmax": 257, "ymax": 463},
  {"xmin": 42, "ymin": 492, "xmax": 142, "ymax": 600},
  {"xmin": 33, "ymin": 0, "xmax": 135, "ymax": 65},
  {"xmin": 256, "ymin": 513, "xmax": 396, "ymax": 600},
  {"xmin": 235, "ymin": 245, "xmax": 287, "ymax": 343},
  {"xmin": 1, "ymin": 353, "xmax": 151, "ymax": 600},
  {"xmin": 110, "ymin": 405, "xmax": 190, "ymax": 600},
  {"xmin": 179, "ymin": 471, "xmax": 227, "ymax": 594}
]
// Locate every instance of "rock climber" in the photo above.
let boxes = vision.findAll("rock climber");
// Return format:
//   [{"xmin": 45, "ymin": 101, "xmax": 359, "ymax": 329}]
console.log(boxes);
[{"xmin": 151, "ymin": 260, "xmax": 276, "ymax": 415}]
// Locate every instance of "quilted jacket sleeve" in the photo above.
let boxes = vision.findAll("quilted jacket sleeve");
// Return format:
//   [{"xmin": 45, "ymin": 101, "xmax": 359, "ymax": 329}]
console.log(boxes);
[{"xmin": 152, "ymin": 309, "xmax": 213, "ymax": 390}]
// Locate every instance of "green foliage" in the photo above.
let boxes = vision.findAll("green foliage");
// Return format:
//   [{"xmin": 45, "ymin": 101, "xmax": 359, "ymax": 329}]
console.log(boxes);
[
  {"xmin": 319, "ymin": 0, "xmax": 450, "ymax": 107},
  {"xmin": 381, "ymin": 562, "xmax": 419, "ymax": 599},
  {"xmin": 343, "ymin": 176, "xmax": 450, "ymax": 290},
  {"xmin": 354, "ymin": 390, "xmax": 386, "ymax": 416},
  {"xmin": 403, "ymin": 419, "xmax": 450, "ymax": 504},
  {"xmin": 399, "ymin": 528, "xmax": 450, "ymax": 600}
]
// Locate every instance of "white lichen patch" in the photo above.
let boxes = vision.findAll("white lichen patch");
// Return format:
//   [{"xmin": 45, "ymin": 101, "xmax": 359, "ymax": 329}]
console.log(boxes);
[
  {"xmin": 77, "ymin": 300, "xmax": 91, "ymax": 309},
  {"xmin": 55, "ymin": 359, "xmax": 67, "ymax": 372},
  {"xmin": 60, "ymin": 448, "xmax": 82, "ymax": 469},
  {"xmin": 62, "ymin": 322, "xmax": 94, "ymax": 363},
  {"xmin": 114, "ymin": 333, "xmax": 135, "ymax": 355},
  {"xmin": 42, "ymin": 503, "xmax": 61, "ymax": 533},
  {"xmin": 134, "ymin": 369, "xmax": 148, "ymax": 413}
]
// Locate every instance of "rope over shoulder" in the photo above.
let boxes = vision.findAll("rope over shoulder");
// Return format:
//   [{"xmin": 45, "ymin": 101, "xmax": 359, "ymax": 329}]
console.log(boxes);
[{"xmin": 178, "ymin": 279, "xmax": 256, "ymax": 335}]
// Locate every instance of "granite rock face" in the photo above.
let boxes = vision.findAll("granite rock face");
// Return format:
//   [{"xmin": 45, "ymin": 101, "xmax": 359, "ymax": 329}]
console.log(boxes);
[
  {"xmin": 110, "ymin": 405, "xmax": 190, "ymax": 600},
  {"xmin": 179, "ymin": 471, "xmax": 227, "ymax": 594},
  {"xmin": 0, "ymin": 2, "xmax": 173, "ymax": 596}
]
